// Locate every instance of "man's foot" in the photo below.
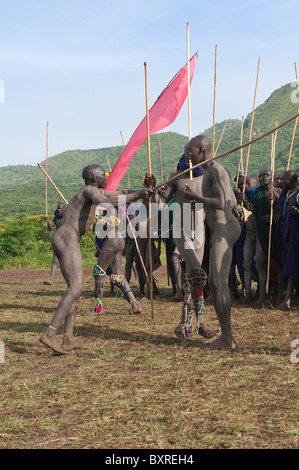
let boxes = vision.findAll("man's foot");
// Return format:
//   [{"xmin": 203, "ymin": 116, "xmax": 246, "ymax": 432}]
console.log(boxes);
[
  {"xmin": 62, "ymin": 335, "xmax": 87, "ymax": 351},
  {"xmin": 43, "ymin": 280, "xmax": 53, "ymax": 286},
  {"xmin": 174, "ymin": 324, "xmax": 191, "ymax": 340},
  {"xmin": 198, "ymin": 322, "xmax": 218, "ymax": 338},
  {"xmin": 129, "ymin": 300, "xmax": 142, "ymax": 314},
  {"xmin": 277, "ymin": 300, "xmax": 291, "ymax": 311},
  {"xmin": 251, "ymin": 298, "xmax": 265, "ymax": 308},
  {"xmin": 240, "ymin": 294, "xmax": 251, "ymax": 304},
  {"xmin": 204, "ymin": 335, "xmax": 237, "ymax": 351},
  {"xmin": 40, "ymin": 333, "xmax": 66, "ymax": 354}
]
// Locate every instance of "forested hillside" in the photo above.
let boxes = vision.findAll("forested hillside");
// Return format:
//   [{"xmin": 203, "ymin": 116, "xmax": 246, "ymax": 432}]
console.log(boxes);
[{"xmin": 0, "ymin": 81, "xmax": 298, "ymax": 223}]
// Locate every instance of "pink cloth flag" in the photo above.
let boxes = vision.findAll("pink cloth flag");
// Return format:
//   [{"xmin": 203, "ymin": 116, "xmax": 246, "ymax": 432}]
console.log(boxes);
[{"xmin": 105, "ymin": 54, "xmax": 197, "ymax": 191}]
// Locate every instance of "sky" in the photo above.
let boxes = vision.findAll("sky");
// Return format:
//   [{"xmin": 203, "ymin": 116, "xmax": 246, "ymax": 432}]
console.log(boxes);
[{"xmin": 0, "ymin": 0, "xmax": 299, "ymax": 167}]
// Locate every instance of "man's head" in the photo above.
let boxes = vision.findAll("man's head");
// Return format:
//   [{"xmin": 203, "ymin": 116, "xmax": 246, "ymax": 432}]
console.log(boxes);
[
  {"xmin": 82, "ymin": 165, "xmax": 107, "ymax": 188},
  {"xmin": 245, "ymin": 176, "xmax": 259, "ymax": 193},
  {"xmin": 282, "ymin": 170, "xmax": 299, "ymax": 191},
  {"xmin": 259, "ymin": 169, "xmax": 272, "ymax": 187},
  {"xmin": 236, "ymin": 175, "xmax": 245, "ymax": 191},
  {"xmin": 56, "ymin": 203, "xmax": 65, "ymax": 213},
  {"xmin": 274, "ymin": 172, "xmax": 283, "ymax": 189},
  {"xmin": 185, "ymin": 135, "xmax": 212, "ymax": 166}
]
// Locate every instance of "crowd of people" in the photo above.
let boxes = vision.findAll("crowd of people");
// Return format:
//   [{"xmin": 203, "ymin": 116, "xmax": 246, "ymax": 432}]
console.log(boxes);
[
  {"xmin": 230, "ymin": 167, "xmax": 299, "ymax": 310},
  {"xmin": 40, "ymin": 134, "xmax": 299, "ymax": 354},
  {"xmin": 120, "ymin": 165, "xmax": 299, "ymax": 313}
]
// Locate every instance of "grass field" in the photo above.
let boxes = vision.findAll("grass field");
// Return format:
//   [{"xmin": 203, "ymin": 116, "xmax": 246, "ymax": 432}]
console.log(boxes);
[{"xmin": 0, "ymin": 266, "xmax": 298, "ymax": 449}]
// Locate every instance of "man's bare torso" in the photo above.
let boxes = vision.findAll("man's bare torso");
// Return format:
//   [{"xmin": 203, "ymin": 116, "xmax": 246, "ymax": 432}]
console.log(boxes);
[
  {"xmin": 61, "ymin": 186, "xmax": 106, "ymax": 239},
  {"xmin": 202, "ymin": 162, "xmax": 237, "ymax": 232}
]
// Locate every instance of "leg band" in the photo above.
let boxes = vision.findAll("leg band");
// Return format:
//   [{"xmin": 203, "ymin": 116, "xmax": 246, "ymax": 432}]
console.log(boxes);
[
  {"xmin": 93, "ymin": 297, "xmax": 103, "ymax": 313},
  {"xmin": 110, "ymin": 274, "xmax": 125, "ymax": 287},
  {"xmin": 93, "ymin": 264, "xmax": 106, "ymax": 277},
  {"xmin": 123, "ymin": 289, "xmax": 132, "ymax": 300},
  {"xmin": 174, "ymin": 275, "xmax": 194, "ymax": 339},
  {"xmin": 195, "ymin": 297, "xmax": 204, "ymax": 329},
  {"xmin": 189, "ymin": 268, "xmax": 208, "ymax": 287},
  {"xmin": 93, "ymin": 265, "xmax": 106, "ymax": 299}
]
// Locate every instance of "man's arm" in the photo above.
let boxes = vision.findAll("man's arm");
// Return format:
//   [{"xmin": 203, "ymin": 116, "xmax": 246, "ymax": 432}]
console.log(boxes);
[
  {"xmin": 84, "ymin": 187, "xmax": 152, "ymax": 207},
  {"xmin": 182, "ymin": 169, "xmax": 226, "ymax": 210},
  {"xmin": 45, "ymin": 217, "xmax": 55, "ymax": 231},
  {"xmin": 143, "ymin": 171, "xmax": 177, "ymax": 204}
]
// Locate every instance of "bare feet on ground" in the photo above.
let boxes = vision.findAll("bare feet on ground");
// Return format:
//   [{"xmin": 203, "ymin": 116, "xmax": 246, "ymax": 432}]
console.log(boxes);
[
  {"xmin": 130, "ymin": 300, "xmax": 142, "ymax": 314},
  {"xmin": 62, "ymin": 335, "xmax": 87, "ymax": 351},
  {"xmin": 198, "ymin": 322, "xmax": 218, "ymax": 338},
  {"xmin": 40, "ymin": 332, "xmax": 66, "ymax": 354},
  {"xmin": 204, "ymin": 335, "xmax": 237, "ymax": 351},
  {"xmin": 277, "ymin": 300, "xmax": 291, "ymax": 311}
]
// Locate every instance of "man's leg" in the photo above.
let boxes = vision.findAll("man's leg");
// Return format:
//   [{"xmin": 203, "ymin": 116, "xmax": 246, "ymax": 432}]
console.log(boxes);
[
  {"xmin": 110, "ymin": 249, "xmax": 142, "ymax": 314},
  {"xmin": 253, "ymin": 238, "xmax": 267, "ymax": 306},
  {"xmin": 40, "ymin": 238, "xmax": 83, "ymax": 353},
  {"xmin": 205, "ymin": 235, "xmax": 237, "ymax": 350},
  {"xmin": 243, "ymin": 232, "xmax": 256, "ymax": 301},
  {"xmin": 173, "ymin": 232, "xmax": 216, "ymax": 339},
  {"xmin": 277, "ymin": 278, "xmax": 296, "ymax": 310}
]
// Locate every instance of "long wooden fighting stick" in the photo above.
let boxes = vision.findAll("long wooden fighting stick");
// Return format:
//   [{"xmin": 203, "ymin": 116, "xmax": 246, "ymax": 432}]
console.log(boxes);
[
  {"xmin": 236, "ymin": 116, "xmax": 244, "ymax": 189},
  {"xmin": 151, "ymin": 111, "xmax": 299, "ymax": 192},
  {"xmin": 266, "ymin": 125, "xmax": 278, "ymax": 294},
  {"xmin": 105, "ymin": 154, "xmax": 112, "ymax": 172},
  {"xmin": 287, "ymin": 61, "xmax": 299, "ymax": 170},
  {"xmin": 144, "ymin": 61, "xmax": 154, "ymax": 319},
  {"xmin": 242, "ymin": 57, "xmax": 261, "ymax": 195},
  {"xmin": 186, "ymin": 27, "xmax": 192, "ymax": 171},
  {"xmin": 214, "ymin": 119, "xmax": 227, "ymax": 156},
  {"xmin": 38, "ymin": 163, "xmax": 68, "ymax": 205},
  {"xmin": 213, "ymin": 44, "xmax": 217, "ymax": 158},
  {"xmin": 158, "ymin": 139, "xmax": 170, "ymax": 287},
  {"xmin": 186, "ymin": 23, "xmax": 196, "ymax": 240}
]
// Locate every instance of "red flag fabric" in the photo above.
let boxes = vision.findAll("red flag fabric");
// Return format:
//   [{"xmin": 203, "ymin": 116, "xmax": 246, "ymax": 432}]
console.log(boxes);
[{"xmin": 105, "ymin": 54, "xmax": 197, "ymax": 191}]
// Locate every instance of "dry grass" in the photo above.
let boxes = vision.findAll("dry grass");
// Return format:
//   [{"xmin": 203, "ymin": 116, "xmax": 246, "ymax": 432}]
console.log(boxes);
[{"xmin": 0, "ymin": 267, "xmax": 298, "ymax": 449}]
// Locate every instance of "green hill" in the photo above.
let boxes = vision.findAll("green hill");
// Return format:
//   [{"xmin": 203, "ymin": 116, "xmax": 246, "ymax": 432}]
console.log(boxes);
[
  {"xmin": 1, "ymin": 81, "xmax": 299, "ymax": 222},
  {"xmin": 204, "ymin": 82, "xmax": 299, "ymax": 176}
]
